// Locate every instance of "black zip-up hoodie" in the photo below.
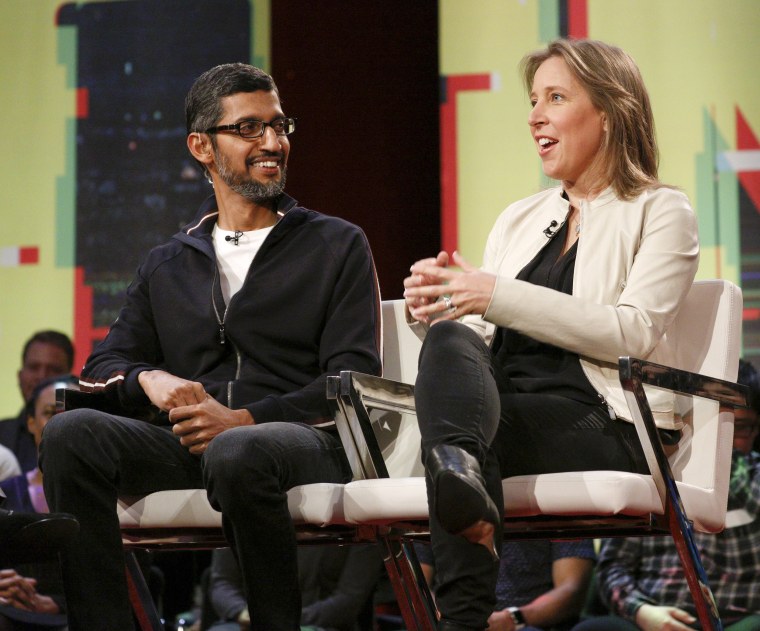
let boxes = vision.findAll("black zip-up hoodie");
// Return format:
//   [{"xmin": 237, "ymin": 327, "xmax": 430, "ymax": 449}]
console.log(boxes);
[{"xmin": 80, "ymin": 193, "xmax": 382, "ymax": 425}]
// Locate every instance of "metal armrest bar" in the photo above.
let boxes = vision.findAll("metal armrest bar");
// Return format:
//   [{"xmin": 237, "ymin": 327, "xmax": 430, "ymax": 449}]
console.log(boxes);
[
  {"xmin": 617, "ymin": 355, "xmax": 747, "ymax": 511},
  {"xmin": 618, "ymin": 356, "xmax": 748, "ymax": 409},
  {"xmin": 618, "ymin": 356, "xmax": 741, "ymax": 631},
  {"xmin": 56, "ymin": 387, "xmax": 109, "ymax": 413},
  {"xmin": 327, "ymin": 371, "xmax": 419, "ymax": 480},
  {"xmin": 328, "ymin": 371, "xmax": 415, "ymax": 410}
]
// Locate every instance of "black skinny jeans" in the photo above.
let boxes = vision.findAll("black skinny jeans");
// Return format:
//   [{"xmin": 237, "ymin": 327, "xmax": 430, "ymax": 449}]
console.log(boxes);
[{"xmin": 415, "ymin": 321, "xmax": 646, "ymax": 630}]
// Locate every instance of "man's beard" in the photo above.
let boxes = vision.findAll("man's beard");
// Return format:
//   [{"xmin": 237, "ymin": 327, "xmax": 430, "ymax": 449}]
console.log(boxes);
[{"xmin": 214, "ymin": 148, "xmax": 287, "ymax": 202}]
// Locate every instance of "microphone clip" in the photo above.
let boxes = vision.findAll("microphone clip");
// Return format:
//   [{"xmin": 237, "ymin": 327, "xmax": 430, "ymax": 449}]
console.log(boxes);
[
  {"xmin": 543, "ymin": 220, "xmax": 559, "ymax": 238},
  {"xmin": 225, "ymin": 230, "xmax": 244, "ymax": 246}
]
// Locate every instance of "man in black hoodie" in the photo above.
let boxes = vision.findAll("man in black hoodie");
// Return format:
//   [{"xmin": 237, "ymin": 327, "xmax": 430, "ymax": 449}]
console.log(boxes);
[{"xmin": 40, "ymin": 63, "xmax": 382, "ymax": 631}]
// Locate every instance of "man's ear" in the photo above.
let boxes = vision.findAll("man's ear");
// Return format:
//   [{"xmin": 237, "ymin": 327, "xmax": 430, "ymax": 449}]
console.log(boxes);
[{"xmin": 187, "ymin": 132, "xmax": 213, "ymax": 167}]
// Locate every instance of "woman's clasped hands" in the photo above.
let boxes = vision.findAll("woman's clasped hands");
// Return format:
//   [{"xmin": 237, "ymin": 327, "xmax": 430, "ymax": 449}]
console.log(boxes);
[{"xmin": 403, "ymin": 250, "xmax": 497, "ymax": 324}]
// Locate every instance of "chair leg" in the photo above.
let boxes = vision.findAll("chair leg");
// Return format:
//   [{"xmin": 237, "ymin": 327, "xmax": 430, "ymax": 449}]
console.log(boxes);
[
  {"xmin": 667, "ymin": 507, "xmax": 723, "ymax": 631},
  {"xmin": 380, "ymin": 535, "xmax": 437, "ymax": 631},
  {"xmin": 125, "ymin": 551, "xmax": 164, "ymax": 631}
]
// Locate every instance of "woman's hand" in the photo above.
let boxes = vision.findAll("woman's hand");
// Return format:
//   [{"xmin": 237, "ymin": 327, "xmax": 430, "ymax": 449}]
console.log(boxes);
[
  {"xmin": 403, "ymin": 251, "xmax": 496, "ymax": 324},
  {"xmin": 403, "ymin": 251, "xmax": 450, "ymax": 322}
]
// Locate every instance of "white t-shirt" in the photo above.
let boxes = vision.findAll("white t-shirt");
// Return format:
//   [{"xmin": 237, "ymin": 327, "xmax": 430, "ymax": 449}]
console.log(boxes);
[{"xmin": 213, "ymin": 225, "xmax": 274, "ymax": 304}]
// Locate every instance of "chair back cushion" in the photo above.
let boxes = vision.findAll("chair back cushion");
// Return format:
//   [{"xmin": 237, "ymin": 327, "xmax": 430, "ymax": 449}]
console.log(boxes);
[
  {"xmin": 664, "ymin": 280, "xmax": 742, "ymax": 530},
  {"xmin": 381, "ymin": 300, "xmax": 422, "ymax": 383}
]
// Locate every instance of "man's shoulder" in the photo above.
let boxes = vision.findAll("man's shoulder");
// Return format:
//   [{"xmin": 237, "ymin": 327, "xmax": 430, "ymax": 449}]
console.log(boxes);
[
  {"xmin": 292, "ymin": 206, "xmax": 362, "ymax": 230},
  {"xmin": 286, "ymin": 207, "xmax": 368, "ymax": 245},
  {"xmin": 136, "ymin": 236, "xmax": 192, "ymax": 276}
]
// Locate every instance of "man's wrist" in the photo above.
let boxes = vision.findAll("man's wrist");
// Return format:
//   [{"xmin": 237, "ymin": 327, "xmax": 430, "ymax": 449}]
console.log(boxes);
[
  {"xmin": 237, "ymin": 408, "xmax": 255, "ymax": 426},
  {"xmin": 507, "ymin": 606, "xmax": 526, "ymax": 630}
]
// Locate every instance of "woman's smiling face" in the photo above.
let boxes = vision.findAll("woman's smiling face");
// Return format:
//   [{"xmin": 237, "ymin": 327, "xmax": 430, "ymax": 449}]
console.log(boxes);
[{"xmin": 528, "ymin": 56, "xmax": 607, "ymax": 195}]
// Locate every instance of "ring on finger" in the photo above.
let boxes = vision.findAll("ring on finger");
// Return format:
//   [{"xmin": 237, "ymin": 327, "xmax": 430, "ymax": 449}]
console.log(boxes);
[{"xmin": 443, "ymin": 296, "xmax": 454, "ymax": 311}]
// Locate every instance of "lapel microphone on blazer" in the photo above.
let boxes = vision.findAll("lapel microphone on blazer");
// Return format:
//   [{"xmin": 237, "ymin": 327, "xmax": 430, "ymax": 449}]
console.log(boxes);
[{"xmin": 543, "ymin": 220, "xmax": 558, "ymax": 238}]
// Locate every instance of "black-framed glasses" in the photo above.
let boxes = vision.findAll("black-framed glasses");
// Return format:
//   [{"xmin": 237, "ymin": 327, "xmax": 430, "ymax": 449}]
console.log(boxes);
[{"xmin": 203, "ymin": 117, "xmax": 296, "ymax": 139}]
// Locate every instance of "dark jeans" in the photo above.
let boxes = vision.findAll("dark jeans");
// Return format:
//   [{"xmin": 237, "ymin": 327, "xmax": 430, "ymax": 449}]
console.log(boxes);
[
  {"xmin": 40, "ymin": 409, "xmax": 352, "ymax": 631},
  {"xmin": 415, "ymin": 321, "xmax": 647, "ymax": 630}
]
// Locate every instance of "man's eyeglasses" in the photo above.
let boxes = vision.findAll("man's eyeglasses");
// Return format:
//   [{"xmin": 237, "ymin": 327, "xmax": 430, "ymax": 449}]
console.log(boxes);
[{"xmin": 203, "ymin": 117, "xmax": 296, "ymax": 139}]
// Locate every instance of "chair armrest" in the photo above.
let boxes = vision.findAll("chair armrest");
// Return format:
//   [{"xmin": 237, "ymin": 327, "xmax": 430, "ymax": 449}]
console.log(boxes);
[
  {"xmin": 327, "ymin": 372, "xmax": 416, "ymax": 480},
  {"xmin": 56, "ymin": 387, "xmax": 115, "ymax": 413},
  {"xmin": 55, "ymin": 387, "xmax": 160, "ymax": 423},
  {"xmin": 618, "ymin": 355, "xmax": 748, "ymax": 514},
  {"xmin": 618, "ymin": 356, "xmax": 748, "ymax": 409}
]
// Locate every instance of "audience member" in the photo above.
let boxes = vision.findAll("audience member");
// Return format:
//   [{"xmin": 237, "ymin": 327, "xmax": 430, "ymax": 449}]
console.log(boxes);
[
  {"xmin": 0, "ymin": 331, "xmax": 74, "ymax": 473},
  {"xmin": 417, "ymin": 540, "xmax": 595, "ymax": 631},
  {"xmin": 0, "ymin": 375, "xmax": 78, "ymax": 630},
  {"xmin": 2, "ymin": 375, "xmax": 77, "ymax": 512},
  {"xmin": 40, "ymin": 62, "xmax": 381, "ymax": 630},
  {"xmin": 572, "ymin": 359, "xmax": 760, "ymax": 631},
  {"xmin": 402, "ymin": 38, "xmax": 698, "ymax": 631},
  {"xmin": 0, "ymin": 447, "xmax": 20, "ymax": 484},
  {"xmin": 207, "ymin": 545, "xmax": 383, "ymax": 631},
  {"xmin": 739, "ymin": 360, "xmax": 760, "ymax": 454}
]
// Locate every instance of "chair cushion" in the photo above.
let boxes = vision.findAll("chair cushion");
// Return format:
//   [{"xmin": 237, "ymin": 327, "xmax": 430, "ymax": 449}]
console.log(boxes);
[
  {"xmin": 503, "ymin": 471, "xmax": 660, "ymax": 516},
  {"xmin": 343, "ymin": 473, "xmax": 725, "ymax": 533},
  {"xmin": 118, "ymin": 489, "xmax": 221, "ymax": 529},
  {"xmin": 117, "ymin": 483, "xmax": 347, "ymax": 530}
]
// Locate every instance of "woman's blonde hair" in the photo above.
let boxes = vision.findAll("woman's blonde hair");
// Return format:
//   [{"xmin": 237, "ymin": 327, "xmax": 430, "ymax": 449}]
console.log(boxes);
[{"xmin": 521, "ymin": 39, "xmax": 661, "ymax": 200}]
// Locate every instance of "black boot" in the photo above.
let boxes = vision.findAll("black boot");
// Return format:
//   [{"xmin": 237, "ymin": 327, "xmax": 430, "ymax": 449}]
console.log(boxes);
[{"xmin": 428, "ymin": 444, "xmax": 500, "ymax": 559}]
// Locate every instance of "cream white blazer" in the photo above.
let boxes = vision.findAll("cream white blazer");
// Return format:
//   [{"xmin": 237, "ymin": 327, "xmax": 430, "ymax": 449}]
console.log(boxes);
[{"xmin": 422, "ymin": 185, "xmax": 700, "ymax": 429}]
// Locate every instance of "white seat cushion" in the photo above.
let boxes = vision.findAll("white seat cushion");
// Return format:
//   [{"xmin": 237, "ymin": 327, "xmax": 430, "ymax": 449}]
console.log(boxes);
[
  {"xmin": 118, "ymin": 483, "xmax": 347, "ymax": 530},
  {"xmin": 344, "ymin": 478, "xmax": 429, "ymax": 524},
  {"xmin": 343, "ymin": 473, "xmax": 725, "ymax": 533}
]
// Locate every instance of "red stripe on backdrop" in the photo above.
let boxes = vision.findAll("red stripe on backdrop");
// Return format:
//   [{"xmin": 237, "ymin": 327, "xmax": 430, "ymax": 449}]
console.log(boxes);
[
  {"xmin": 567, "ymin": 0, "xmax": 588, "ymax": 39},
  {"xmin": 18, "ymin": 247, "xmax": 39, "ymax": 264},
  {"xmin": 74, "ymin": 266, "xmax": 110, "ymax": 373},
  {"xmin": 440, "ymin": 73, "xmax": 493, "ymax": 253},
  {"xmin": 76, "ymin": 87, "xmax": 89, "ymax": 119},
  {"xmin": 736, "ymin": 106, "xmax": 760, "ymax": 212}
]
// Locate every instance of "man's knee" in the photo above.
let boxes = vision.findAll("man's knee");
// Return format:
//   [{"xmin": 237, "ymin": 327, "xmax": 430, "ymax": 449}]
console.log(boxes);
[
  {"xmin": 40, "ymin": 409, "xmax": 111, "ymax": 471},
  {"xmin": 44, "ymin": 408, "xmax": 107, "ymax": 443},
  {"xmin": 204, "ymin": 427, "xmax": 264, "ymax": 481},
  {"xmin": 203, "ymin": 424, "xmax": 302, "ymax": 486}
]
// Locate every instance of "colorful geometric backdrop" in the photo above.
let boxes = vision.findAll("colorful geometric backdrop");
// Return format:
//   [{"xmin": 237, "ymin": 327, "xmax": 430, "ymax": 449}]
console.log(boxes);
[{"xmin": 1, "ymin": 0, "xmax": 759, "ymax": 417}]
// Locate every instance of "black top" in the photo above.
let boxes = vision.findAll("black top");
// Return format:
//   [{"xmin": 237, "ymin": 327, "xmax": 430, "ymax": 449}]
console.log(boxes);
[{"xmin": 492, "ymin": 221, "xmax": 600, "ymax": 404}]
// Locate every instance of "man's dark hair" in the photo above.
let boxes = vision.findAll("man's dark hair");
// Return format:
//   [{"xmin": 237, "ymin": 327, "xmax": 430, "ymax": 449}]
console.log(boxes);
[
  {"xmin": 22, "ymin": 330, "xmax": 74, "ymax": 370},
  {"xmin": 738, "ymin": 359, "xmax": 760, "ymax": 415},
  {"xmin": 185, "ymin": 63, "xmax": 278, "ymax": 135}
]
